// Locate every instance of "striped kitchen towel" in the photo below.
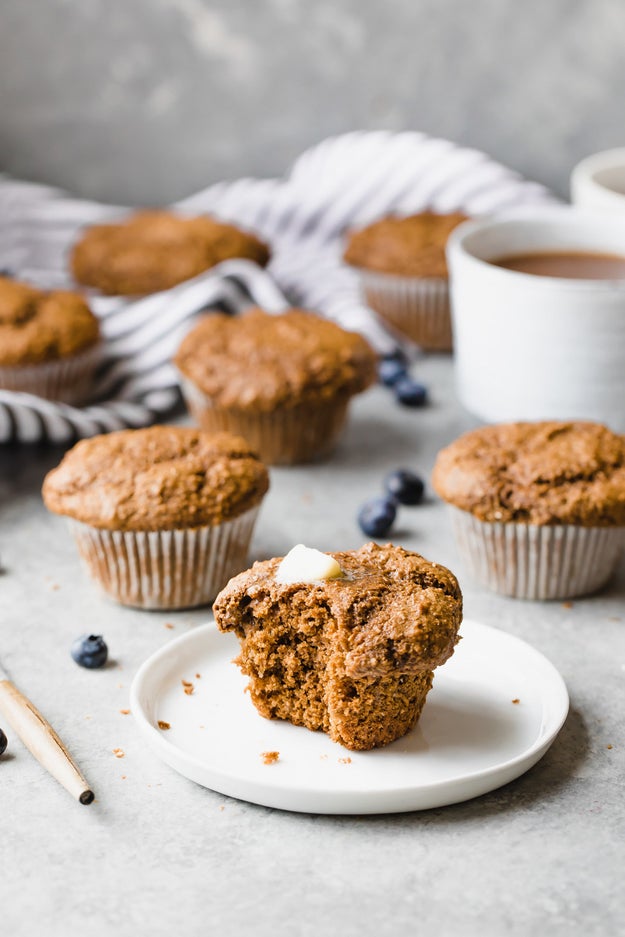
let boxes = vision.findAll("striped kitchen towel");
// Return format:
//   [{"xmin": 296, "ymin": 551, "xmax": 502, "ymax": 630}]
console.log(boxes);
[{"xmin": 0, "ymin": 130, "xmax": 554, "ymax": 444}]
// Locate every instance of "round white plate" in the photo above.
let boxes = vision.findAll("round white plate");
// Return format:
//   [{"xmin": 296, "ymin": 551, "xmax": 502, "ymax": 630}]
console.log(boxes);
[{"xmin": 130, "ymin": 619, "xmax": 568, "ymax": 815}]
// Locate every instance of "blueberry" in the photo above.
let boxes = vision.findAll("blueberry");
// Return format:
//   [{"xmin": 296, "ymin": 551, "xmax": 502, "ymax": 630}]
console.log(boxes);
[
  {"xmin": 0, "ymin": 728, "xmax": 7, "ymax": 756},
  {"xmin": 378, "ymin": 358, "xmax": 407, "ymax": 387},
  {"xmin": 385, "ymin": 469, "xmax": 426, "ymax": 506},
  {"xmin": 358, "ymin": 497, "xmax": 397, "ymax": 538},
  {"xmin": 71, "ymin": 634, "xmax": 108, "ymax": 669},
  {"xmin": 394, "ymin": 376, "xmax": 428, "ymax": 407}
]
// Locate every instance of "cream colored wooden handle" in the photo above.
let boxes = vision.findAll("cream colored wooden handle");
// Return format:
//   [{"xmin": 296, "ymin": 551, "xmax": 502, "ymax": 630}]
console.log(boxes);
[{"xmin": 0, "ymin": 679, "xmax": 94, "ymax": 805}]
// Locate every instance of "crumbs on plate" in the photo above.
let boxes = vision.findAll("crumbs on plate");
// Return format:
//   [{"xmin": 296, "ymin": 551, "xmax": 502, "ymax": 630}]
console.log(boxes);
[
  {"xmin": 157, "ymin": 720, "xmax": 171, "ymax": 731},
  {"xmin": 181, "ymin": 679, "xmax": 195, "ymax": 696},
  {"xmin": 261, "ymin": 751, "xmax": 280, "ymax": 765},
  {"xmin": 512, "ymin": 698, "xmax": 520, "ymax": 705},
  {"xmin": 119, "ymin": 708, "xmax": 130, "ymax": 715},
  {"xmin": 112, "ymin": 748, "xmax": 125, "ymax": 759}
]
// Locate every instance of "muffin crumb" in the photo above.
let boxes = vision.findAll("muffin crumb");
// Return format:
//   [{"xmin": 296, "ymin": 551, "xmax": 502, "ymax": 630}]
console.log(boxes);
[
  {"xmin": 261, "ymin": 751, "xmax": 280, "ymax": 765},
  {"xmin": 157, "ymin": 720, "xmax": 171, "ymax": 730}
]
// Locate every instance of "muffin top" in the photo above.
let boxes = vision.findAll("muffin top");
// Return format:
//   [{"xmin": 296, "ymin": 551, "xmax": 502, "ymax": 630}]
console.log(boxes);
[
  {"xmin": 343, "ymin": 211, "xmax": 468, "ymax": 278},
  {"xmin": 0, "ymin": 276, "xmax": 99, "ymax": 366},
  {"xmin": 213, "ymin": 542, "xmax": 462, "ymax": 679},
  {"xmin": 175, "ymin": 308, "xmax": 377, "ymax": 411},
  {"xmin": 70, "ymin": 210, "xmax": 270, "ymax": 296},
  {"xmin": 432, "ymin": 421, "xmax": 625, "ymax": 526},
  {"xmin": 42, "ymin": 426, "xmax": 269, "ymax": 531}
]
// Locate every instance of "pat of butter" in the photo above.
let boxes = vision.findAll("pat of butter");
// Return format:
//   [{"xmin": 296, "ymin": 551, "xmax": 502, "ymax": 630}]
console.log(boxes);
[{"xmin": 276, "ymin": 544, "xmax": 344, "ymax": 585}]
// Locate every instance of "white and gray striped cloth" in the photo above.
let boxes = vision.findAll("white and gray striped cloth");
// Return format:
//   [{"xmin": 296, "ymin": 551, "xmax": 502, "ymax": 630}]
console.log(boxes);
[{"xmin": 0, "ymin": 130, "xmax": 554, "ymax": 444}]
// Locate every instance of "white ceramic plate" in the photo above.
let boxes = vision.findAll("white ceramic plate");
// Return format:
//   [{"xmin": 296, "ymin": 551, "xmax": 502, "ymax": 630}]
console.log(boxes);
[{"xmin": 130, "ymin": 619, "xmax": 568, "ymax": 815}]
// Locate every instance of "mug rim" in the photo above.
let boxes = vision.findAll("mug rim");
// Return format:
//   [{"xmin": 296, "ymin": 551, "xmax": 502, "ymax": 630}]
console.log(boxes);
[
  {"xmin": 447, "ymin": 207, "xmax": 625, "ymax": 289},
  {"xmin": 571, "ymin": 147, "xmax": 625, "ymax": 203}
]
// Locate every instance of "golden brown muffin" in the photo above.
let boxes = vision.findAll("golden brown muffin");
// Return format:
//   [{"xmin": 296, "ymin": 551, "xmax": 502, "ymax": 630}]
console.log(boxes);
[
  {"xmin": 213, "ymin": 542, "xmax": 463, "ymax": 751},
  {"xmin": 343, "ymin": 212, "xmax": 468, "ymax": 352},
  {"xmin": 344, "ymin": 211, "xmax": 468, "ymax": 279},
  {"xmin": 0, "ymin": 275, "xmax": 100, "ymax": 402},
  {"xmin": 0, "ymin": 276, "xmax": 99, "ymax": 366},
  {"xmin": 43, "ymin": 426, "xmax": 269, "ymax": 530},
  {"xmin": 71, "ymin": 210, "xmax": 270, "ymax": 296},
  {"xmin": 432, "ymin": 421, "xmax": 625, "ymax": 527},
  {"xmin": 175, "ymin": 308, "xmax": 377, "ymax": 464},
  {"xmin": 42, "ymin": 427, "xmax": 270, "ymax": 609},
  {"xmin": 432, "ymin": 421, "xmax": 625, "ymax": 600}
]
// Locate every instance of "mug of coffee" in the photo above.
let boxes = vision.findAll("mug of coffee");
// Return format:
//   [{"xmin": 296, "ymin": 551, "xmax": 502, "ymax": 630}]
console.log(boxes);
[
  {"xmin": 447, "ymin": 208, "xmax": 625, "ymax": 430},
  {"xmin": 572, "ymin": 148, "xmax": 625, "ymax": 213}
]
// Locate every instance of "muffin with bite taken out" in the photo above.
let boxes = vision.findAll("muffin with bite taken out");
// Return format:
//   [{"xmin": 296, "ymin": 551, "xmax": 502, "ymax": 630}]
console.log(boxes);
[{"xmin": 213, "ymin": 542, "xmax": 463, "ymax": 751}]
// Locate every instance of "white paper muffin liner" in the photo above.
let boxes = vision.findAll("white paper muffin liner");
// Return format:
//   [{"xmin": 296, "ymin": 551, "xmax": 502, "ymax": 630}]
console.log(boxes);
[
  {"xmin": 68, "ymin": 505, "xmax": 260, "ymax": 610},
  {"xmin": 0, "ymin": 343, "xmax": 100, "ymax": 404},
  {"xmin": 180, "ymin": 377, "xmax": 351, "ymax": 465},
  {"xmin": 449, "ymin": 506, "xmax": 625, "ymax": 600},
  {"xmin": 356, "ymin": 269, "xmax": 451, "ymax": 352}
]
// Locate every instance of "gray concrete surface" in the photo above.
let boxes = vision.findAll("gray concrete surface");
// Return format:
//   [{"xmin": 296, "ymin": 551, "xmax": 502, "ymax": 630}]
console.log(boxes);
[
  {"xmin": 1, "ymin": 358, "xmax": 624, "ymax": 937},
  {"xmin": 1, "ymin": 0, "xmax": 625, "ymax": 204}
]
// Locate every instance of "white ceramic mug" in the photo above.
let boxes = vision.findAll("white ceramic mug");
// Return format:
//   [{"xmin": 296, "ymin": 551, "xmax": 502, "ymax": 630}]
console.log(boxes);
[
  {"xmin": 446, "ymin": 208, "xmax": 625, "ymax": 431},
  {"xmin": 571, "ymin": 148, "xmax": 625, "ymax": 213}
]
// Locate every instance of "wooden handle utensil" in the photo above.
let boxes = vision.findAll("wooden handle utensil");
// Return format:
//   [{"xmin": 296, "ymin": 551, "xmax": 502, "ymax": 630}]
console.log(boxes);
[{"xmin": 0, "ymin": 679, "xmax": 94, "ymax": 805}]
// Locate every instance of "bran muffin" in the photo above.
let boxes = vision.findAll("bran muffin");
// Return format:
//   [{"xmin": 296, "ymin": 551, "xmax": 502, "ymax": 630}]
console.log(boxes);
[
  {"xmin": 175, "ymin": 307, "xmax": 377, "ymax": 465},
  {"xmin": 433, "ymin": 421, "xmax": 625, "ymax": 599},
  {"xmin": 42, "ymin": 426, "xmax": 269, "ymax": 609},
  {"xmin": 0, "ymin": 275, "xmax": 100, "ymax": 403},
  {"xmin": 71, "ymin": 210, "xmax": 270, "ymax": 296},
  {"xmin": 343, "ymin": 211, "xmax": 469, "ymax": 351},
  {"xmin": 213, "ymin": 542, "xmax": 463, "ymax": 751}
]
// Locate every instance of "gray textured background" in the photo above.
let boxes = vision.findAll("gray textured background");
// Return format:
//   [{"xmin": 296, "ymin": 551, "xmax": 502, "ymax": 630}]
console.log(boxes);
[{"xmin": 1, "ymin": 0, "xmax": 624, "ymax": 205}]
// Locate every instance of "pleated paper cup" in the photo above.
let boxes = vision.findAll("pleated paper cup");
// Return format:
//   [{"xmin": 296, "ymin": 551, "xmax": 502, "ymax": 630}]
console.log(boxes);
[
  {"xmin": 0, "ymin": 343, "xmax": 100, "ymax": 404},
  {"xmin": 180, "ymin": 377, "xmax": 351, "ymax": 465},
  {"xmin": 449, "ymin": 506, "xmax": 625, "ymax": 600},
  {"xmin": 356, "ymin": 269, "xmax": 452, "ymax": 352},
  {"xmin": 68, "ymin": 505, "xmax": 260, "ymax": 610}
]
